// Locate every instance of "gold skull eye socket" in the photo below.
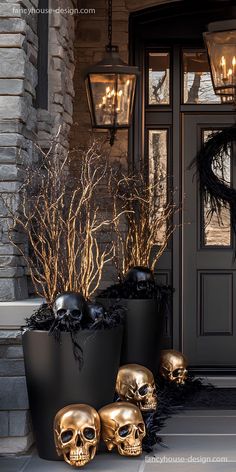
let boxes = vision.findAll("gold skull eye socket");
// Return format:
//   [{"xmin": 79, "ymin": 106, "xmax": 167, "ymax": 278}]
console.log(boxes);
[
  {"xmin": 172, "ymin": 368, "xmax": 183, "ymax": 378},
  {"xmin": 118, "ymin": 425, "xmax": 132, "ymax": 438},
  {"xmin": 138, "ymin": 384, "xmax": 149, "ymax": 396},
  {"xmin": 83, "ymin": 427, "xmax": 96, "ymax": 440},
  {"xmin": 138, "ymin": 423, "xmax": 145, "ymax": 434},
  {"xmin": 61, "ymin": 430, "xmax": 74, "ymax": 443}
]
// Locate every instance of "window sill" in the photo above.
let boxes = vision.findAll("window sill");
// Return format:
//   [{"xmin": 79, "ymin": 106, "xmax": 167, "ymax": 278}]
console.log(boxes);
[{"xmin": 0, "ymin": 298, "xmax": 44, "ymax": 329}]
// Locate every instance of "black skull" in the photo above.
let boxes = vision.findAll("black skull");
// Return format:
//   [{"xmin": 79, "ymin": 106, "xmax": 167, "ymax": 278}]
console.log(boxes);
[
  {"xmin": 124, "ymin": 267, "xmax": 154, "ymax": 285},
  {"xmin": 86, "ymin": 302, "xmax": 105, "ymax": 324},
  {"xmin": 53, "ymin": 292, "xmax": 86, "ymax": 324}
]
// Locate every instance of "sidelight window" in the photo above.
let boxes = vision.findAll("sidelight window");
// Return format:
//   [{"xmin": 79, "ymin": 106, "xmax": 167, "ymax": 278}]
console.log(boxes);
[{"xmin": 148, "ymin": 52, "xmax": 170, "ymax": 105}]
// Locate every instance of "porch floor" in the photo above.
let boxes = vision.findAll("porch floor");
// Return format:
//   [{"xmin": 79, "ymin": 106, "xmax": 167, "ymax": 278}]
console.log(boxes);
[{"xmin": 1, "ymin": 410, "xmax": 236, "ymax": 472}]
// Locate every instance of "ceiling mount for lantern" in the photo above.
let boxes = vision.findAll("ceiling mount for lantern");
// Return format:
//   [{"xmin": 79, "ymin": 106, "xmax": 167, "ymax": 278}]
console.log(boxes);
[
  {"xmin": 204, "ymin": 7, "xmax": 236, "ymax": 101},
  {"xmin": 85, "ymin": 0, "xmax": 139, "ymax": 145}
]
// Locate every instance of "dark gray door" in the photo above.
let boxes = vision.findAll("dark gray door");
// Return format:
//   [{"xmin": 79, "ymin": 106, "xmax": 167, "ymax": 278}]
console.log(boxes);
[{"xmin": 183, "ymin": 114, "xmax": 236, "ymax": 367}]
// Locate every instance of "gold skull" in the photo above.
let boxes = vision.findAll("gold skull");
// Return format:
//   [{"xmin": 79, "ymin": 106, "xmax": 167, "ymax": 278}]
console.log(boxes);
[
  {"xmin": 54, "ymin": 404, "xmax": 100, "ymax": 467},
  {"xmin": 116, "ymin": 364, "xmax": 157, "ymax": 412},
  {"xmin": 159, "ymin": 350, "xmax": 188, "ymax": 385},
  {"xmin": 99, "ymin": 402, "xmax": 145, "ymax": 456}
]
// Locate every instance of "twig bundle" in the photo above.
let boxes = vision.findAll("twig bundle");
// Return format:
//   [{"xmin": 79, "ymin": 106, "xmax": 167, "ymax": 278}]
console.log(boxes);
[
  {"xmin": 111, "ymin": 169, "xmax": 178, "ymax": 279},
  {"xmin": 1, "ymin": 138, "xmax": 120, "ymax": 303}
]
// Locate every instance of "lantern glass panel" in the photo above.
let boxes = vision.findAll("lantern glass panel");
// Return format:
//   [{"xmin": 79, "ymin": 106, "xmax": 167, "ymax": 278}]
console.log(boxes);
[
  {"xmin": 116, "ymin": 74, "xmax": 136, "ymax": 126},
  {"xmin": 204, "ymin": 29, "xmax": 236, "ymax": 95},
  {"xmin": 88, "ymin": 73, "xmax": 136, "ymax": 128}
]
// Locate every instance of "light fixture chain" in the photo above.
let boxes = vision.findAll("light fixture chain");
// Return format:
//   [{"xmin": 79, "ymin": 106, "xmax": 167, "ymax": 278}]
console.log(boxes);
[{"xmin": 107, "ymin": 0, "xmax": 113, "ymax": 49}]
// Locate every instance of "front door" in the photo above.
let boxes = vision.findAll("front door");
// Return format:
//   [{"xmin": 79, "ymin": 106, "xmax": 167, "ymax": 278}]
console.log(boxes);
[{"xmin": 183, "ymin": 115, "xmax": 236, "ymax": 367}]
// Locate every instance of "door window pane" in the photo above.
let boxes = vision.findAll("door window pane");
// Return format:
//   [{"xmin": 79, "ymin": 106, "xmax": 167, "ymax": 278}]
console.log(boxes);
[
  {"xmin": 149, "ymin": 130, "xmax": 168, "ymax": 244},
  {"xmin": 183, "ymin": 50, "xmax": 221, "ymax": 104},
  {"xmin": 148, "ymin": 52, "xmax": 170, "ymax": 105},
  {"xmin": 202, "ymin": 130, "xmax": 231, "ymax": 247}
]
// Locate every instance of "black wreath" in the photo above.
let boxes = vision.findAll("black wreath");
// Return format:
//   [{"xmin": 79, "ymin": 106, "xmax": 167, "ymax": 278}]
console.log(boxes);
[{"xmin": 195, "ymin": 125, "xmax": 236, "ymax": 236}]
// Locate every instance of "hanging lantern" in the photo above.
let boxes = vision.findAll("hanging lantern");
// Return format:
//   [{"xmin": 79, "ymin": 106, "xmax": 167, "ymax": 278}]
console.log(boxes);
[
  {"xmin": 85, "ymin": 0, "xmax": 139, "ymax": 145},
  {"xmin": 204, "ymin": 19, "xmax": 236, "ymax": 99}
]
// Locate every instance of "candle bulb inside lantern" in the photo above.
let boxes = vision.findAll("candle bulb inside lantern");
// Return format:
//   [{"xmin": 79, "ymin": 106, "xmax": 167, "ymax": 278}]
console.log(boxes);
[
  {"xmin": 117, "ymin": 90, "xmax": 123, "ymax": 110},
  {"xmin": 232, "ymin": 56, "xmax": 236, "ymax": 80},
  {"xmin": 220, "ymin": 56, "xmax": 227, "ymax": 79},
  {"xmin": 227, "ymin": 68, "xmax": 233, "ymax": 84}
]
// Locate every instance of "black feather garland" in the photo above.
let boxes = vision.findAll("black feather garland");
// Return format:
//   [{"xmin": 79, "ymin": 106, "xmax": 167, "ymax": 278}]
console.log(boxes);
[
  {"xmin": 22, "ymin": 303, "xmax": 125, "ymax": 368},
  {"xmin": 141, "ymin": 375, "xmax": 214, "ymax": 452}
]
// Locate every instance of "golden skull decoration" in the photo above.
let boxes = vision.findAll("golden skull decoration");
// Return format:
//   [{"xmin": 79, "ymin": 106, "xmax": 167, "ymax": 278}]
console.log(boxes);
[
  {"xmin": 159, "ymin": 350, "xmax": 188, "ymax": 385},
  {"xmin": 116, "ymin": 364, "xmax": 157, "ymax": 412},
  {"xmin": 54, "ymin": 404, "xmax": 100, "ymax": 467},
  {"xmin": 99, "ymin": 402, "xmax": 145, "ymax": 456}
]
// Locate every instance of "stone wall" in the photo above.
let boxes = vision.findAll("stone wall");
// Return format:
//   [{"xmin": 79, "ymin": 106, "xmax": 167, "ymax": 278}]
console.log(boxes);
[
  {"xmin": 39, "ymin": 0, "xmax": 76, "ymax": 152},
  {"xmin": 0, "ymin": 330, "xmax": 32, "ymax": 454},
  {"xmin": 0, "ymin": 0, "xmax": 38, "ymax": 301}
]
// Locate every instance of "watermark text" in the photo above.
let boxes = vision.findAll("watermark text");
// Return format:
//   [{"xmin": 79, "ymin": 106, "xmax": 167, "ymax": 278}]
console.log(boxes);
[
  {"xmin": 13, "ymin": 7, "xmax": 96, "ymax": 16},
  {"xmin": 145, "ymin": 455, "xmax": 228, "ymax": 464}
]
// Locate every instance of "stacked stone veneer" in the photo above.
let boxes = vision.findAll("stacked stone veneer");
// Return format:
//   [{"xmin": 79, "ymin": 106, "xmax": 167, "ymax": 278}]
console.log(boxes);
[
  {"xmin": 0, "ymin": 1, "xmax": 38, "ymax": 302},
  {"xmin": 0, "ymin": 330, "xmax": 32, "ymax": 454}
]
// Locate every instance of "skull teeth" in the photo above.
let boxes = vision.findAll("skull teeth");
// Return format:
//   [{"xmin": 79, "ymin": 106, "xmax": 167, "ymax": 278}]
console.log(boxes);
[
  {"xmin": 70, "ymin": 454, "xmax": 89, "ymax": 461},
  {"xmin": 141, "ymin": 403, "xmax": 157, "ymax": 410},
  {"xmin": 123, "ymin": 446, "xmax": 142, "ymax": 455}
]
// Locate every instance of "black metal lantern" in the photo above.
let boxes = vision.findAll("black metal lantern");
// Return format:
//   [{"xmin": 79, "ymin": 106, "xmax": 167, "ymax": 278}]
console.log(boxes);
[
  {"xmin": 85, "ymin": 0, "xmax": 139, "ymax": 145},
  {"xmin": 204, "ymin": 18, "xmax": 236, "ymax": 100}
]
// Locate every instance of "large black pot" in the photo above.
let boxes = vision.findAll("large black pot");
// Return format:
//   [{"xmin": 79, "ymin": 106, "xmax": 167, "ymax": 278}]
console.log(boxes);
[
  {"xmin": 22, "ymin": 327, "xmax": 123, "ymax": 460},
  {"xmin": 98, "ymin": 298, "xmax": 164, "ymax": 375}
]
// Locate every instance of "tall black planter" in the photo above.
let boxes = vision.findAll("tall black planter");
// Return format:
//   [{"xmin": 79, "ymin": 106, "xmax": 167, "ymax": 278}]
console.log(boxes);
[
  {"xmin": 22, "ymin": 327, "xmax": 123, "ymax": 460},
  {"xmin": 98, "ymin": 298, "xmax": 163, "ymax": 375}
]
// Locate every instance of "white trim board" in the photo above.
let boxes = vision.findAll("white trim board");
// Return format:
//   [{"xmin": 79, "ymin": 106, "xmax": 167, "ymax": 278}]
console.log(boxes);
[{"xmin": 0, "ymin": 298, "xmax": 44, "ymax": 329}]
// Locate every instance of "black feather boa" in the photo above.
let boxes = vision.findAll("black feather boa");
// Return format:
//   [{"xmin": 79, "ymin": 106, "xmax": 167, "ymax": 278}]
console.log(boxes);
[
  {"xmin": 22, "ymin": 303, "xmax": 125, "ymax": 368},
  {"xmin": 99, "ymin": 280, "xmax": 172, "ymax": 301},
  {"xmin": 116, "ymin": 374, "xmax": 213, "ymax": 453},
  {"xmin": 141, "ymin": 375, "xmax": 214, "ymax": 452}
]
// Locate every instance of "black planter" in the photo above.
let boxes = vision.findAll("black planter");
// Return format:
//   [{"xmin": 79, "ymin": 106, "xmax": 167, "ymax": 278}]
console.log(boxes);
[
  {"xmin": 22, "ymin": 327, "xmax": 123, "ymax": 460},
  {"xmin": 98, "ymin": 298, "xmax": 164, "ymax": 375}
]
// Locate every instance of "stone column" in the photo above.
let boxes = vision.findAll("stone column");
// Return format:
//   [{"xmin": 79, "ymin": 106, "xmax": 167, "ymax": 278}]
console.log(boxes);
[
  {"xmin": 45, "ymin": 0, "xmax": 76, "ymax": 152},
  {"xmin": 0, "ymin": 330, "xmax": 33, "ymax": 454},
  {"xmin": 0, "ymin": 1, "xmax": 38, "ymax": 301}
]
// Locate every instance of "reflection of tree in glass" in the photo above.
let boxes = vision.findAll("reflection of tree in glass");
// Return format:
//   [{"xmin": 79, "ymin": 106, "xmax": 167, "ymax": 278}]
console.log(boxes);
[
  {"xmin": 203, "ymin": 130, "xmax": 231, "ymax": 246},
  {"xmin": 149, "ymin": 131, "xmax": 168, "ymax": 244},
  {"xmin": 152, "ymin": 72, "xmax": 167, "ymax": 103},
  {"xmin": 149, "ymin": 70, "xmax": 169, "ymax": 104},
  {"xmin": 185, "ymin": 72, "xmax": 221, "ymax": 104}
]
